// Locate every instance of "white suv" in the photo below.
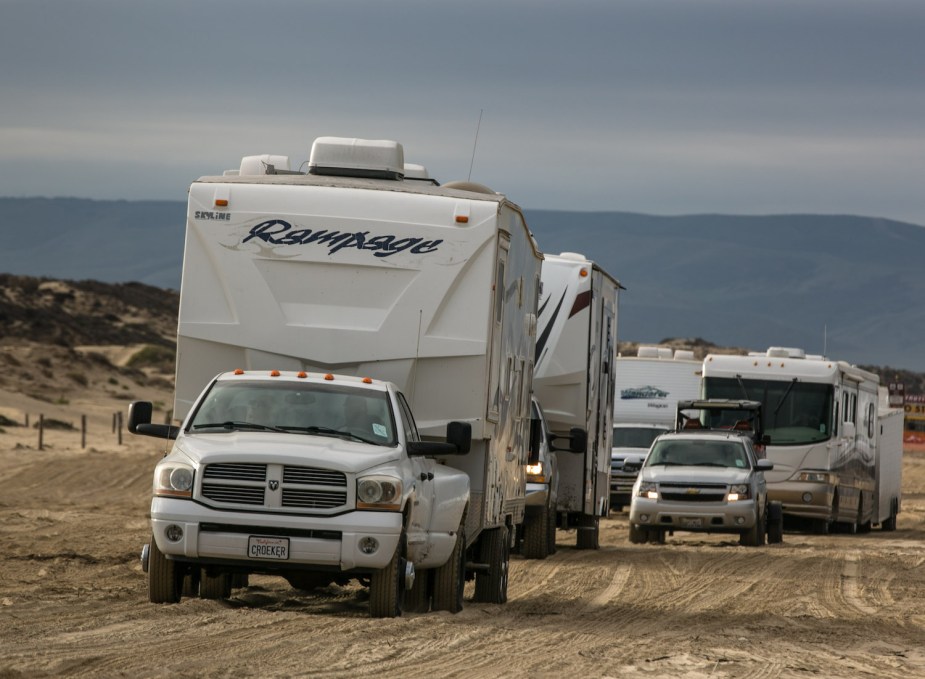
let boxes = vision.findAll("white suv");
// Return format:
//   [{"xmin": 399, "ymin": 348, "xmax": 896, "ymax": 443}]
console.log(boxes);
[{"xmin": 626, "ymin": 431, "xmax": 783, "ymax": 546}]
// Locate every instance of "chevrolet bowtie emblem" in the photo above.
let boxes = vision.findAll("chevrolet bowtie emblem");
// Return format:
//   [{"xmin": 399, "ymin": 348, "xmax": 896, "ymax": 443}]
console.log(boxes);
[{"xmin": 686, "ymin": 488, "xmax": 700, "ymax": 494}]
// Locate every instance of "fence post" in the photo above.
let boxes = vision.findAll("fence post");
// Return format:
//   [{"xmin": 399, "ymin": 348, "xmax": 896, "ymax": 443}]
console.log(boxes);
[
  {"xmin": 81, "ymin": 415, "xmax": 87, "ymax": 449},
  {"xmin": 117, "ymin": 411, "xmax": 123, "ymax": 446},
  {"xmin": 38, "ymin": 414, "xmax": 44, "ymax": 451}
]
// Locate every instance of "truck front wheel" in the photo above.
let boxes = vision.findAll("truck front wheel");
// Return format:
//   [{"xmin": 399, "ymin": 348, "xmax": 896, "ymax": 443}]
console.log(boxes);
[
  {"xmin": 522, "ymin": 508, "xmax": 548, "ymax": 559},
  {"xmin": 433, "ymin": 523, "xmax": 466, "ymax": 613},
  {"xmin": 369, "ymin": 533, "xmax": 405, "ymax": 618},
  {"xmin": 148, "ymin": 537, "xmax": 182, "ymax": 604},
  {"xmin": 473, "ymin": 525, "xmax": 509, "ymax": 604}
]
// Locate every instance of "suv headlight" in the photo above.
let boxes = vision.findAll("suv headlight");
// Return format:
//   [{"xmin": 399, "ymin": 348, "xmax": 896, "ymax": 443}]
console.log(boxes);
[
  {"xmin": 727, "ymin": 484, "xmax": 751, "ymax": 502},
  {"xmin": 357, "ymin": 476, "xmax": 402, "ymax": 511},
  {"xmin": 798, "ymin": 471, "xmax": 834, "ymax": 484},
  {"xmin": 525, "ymin": 462, "xmax": 547, "ymax": 483},
  {"xmin": 637, "ymin": 481, "xmax": 658, "ymax": 500},
  {"xmin": 154, "ymin": 462, "xmax": 195, "ymax": 498}
]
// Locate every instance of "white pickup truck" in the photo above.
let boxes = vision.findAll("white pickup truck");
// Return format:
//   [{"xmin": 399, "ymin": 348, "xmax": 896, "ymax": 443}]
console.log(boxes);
[{"xmin": 130, "ymin": 369, "xmax": 472, "ymax": 618}]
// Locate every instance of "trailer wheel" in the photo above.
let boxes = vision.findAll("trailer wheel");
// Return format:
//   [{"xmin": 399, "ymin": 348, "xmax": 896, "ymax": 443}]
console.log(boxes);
[
  {"xmin": 545, "ymin": 504, "xmax": 557, "ymax": 556},
  {"xmin": 199, "ymin": 569, "xmax": 231, "ymax": 600},
  {"xmin": 522, "ymin": 508, "xmax": 548, "ymax": 559},
  {"xmin": 881, "ymin": 498, "xmax": 898, "ymax": 531},
  {"xmin": 369, "ymin": 532, "xmax": 405, "ymax": 618},
  {"xmin": 576, "ymin": 515, "xmax": 600, "ymax": 550},
  {"xmin": 148, "ymin": 537, "xmax": 182, "ymax": 604},
  {"xmin": 767, "ymin": 502, "xmax": 784, "ymax": 544},
  {"xmin": 739, "ymin": 513, "xmax": 765, "ymax": 547},
  {"xmin": 473, "ymin": 525, "xmax": 509, "ymax": 604},
  {"xmin": 433, "ymin": 524, "xmax": 466, "ymax": 613},
  {"xmin": 628, "ymin": 523, "xmax": 647, "ymax": 544}
]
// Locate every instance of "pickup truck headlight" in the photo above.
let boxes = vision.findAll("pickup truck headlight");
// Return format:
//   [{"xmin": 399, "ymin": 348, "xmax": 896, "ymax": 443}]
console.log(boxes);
[
  {"xmin": 637, "ymin": 481, "xmax": 658, "ymax": 500},
  {"xmin": 357, "ymin": 476, "xmax": 402, "ymax": 511},
  {"xmin": 525, "ymin": 462, "xmax": 547, "ymax": 483},
  {"xmin": 154, "ymin": 462, "xmax": 195, "ymax": 498},
  {"xmin": 727, "ymin": 484, "xmax": 751, "ymax": 502}
]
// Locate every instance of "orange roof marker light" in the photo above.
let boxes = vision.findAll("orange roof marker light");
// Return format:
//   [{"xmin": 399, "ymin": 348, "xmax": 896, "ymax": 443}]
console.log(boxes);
[
  {"xmin": 362, "ymin": 377, "xmax": 373, "ymax": 384},
  {"xmin": 234, "ymin": 368, "xmax": 245, "ymax": 375},
  {"xmin": 214, "ymin": 199, "xmax": 229, "ymax": 207},
  {"xmin": 270, "ymin": 370, "xmax": 281, "ymax": 377},
  {"xmin": 324, "ymin": 374, "xmax": 335, "ymax": 381},
  {"xmin": 297, "ymin": 371, "xmax": 308, "ymax": 378},
  {"xmin": 579, "ymin": 267, "xmax": 589, "ymax": 278}
]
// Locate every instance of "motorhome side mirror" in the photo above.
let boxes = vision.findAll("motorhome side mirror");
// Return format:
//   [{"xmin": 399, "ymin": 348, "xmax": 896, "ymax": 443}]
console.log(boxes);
[
  {"xmin": 756, "ymin": 459, "xmax": 774, "ymax": 471},
  {"xmin": 528, "ymin": 417, "xmax": 542, "ymax": 465},
  {"xmin": 127, "ymin": 401, "xmax": 180, "ymax": 440},
  {"xmin": 446, "ymin": 421, "xmax": 471, "ymax": 455}
]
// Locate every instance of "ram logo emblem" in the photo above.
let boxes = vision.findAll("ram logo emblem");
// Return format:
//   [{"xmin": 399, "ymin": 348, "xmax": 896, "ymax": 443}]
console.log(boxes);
[{"xmin": 268, "ymin": 480, "xmax": 280, "ymax": 491}]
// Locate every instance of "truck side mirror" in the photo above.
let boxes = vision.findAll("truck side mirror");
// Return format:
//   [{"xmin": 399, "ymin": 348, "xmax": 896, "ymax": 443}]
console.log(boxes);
[
  {"xmin": 550, "ymin": 427, "xmax": 587, "ymax": 454},
  {"xmin": 127, "ymin": 401, "xmax": 180, "ymax": 440},
  {"xmin": 756, "ymin": 459, "xmax": 774, "ymax": 471},
  {"xmin": 446, "ymin": 421, "xmax": 471, "ymax": 455},
  {"xmin": 528, "ymin": 417, "xmax": 542, "ymax": 465},
  {"xmin": 622, "ymin": 455, "xmax": 645, "ymax": 472}
]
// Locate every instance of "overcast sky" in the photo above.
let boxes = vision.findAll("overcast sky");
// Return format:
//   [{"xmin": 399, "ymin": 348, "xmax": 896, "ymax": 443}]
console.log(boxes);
[{"xmin": 2, "ymin": 0, "xmax": 924, "ymax": 225}]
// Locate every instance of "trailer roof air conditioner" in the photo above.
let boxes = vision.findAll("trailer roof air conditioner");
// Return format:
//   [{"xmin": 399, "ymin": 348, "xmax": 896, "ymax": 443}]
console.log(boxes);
[
  {"xmin": 766, "ymin": 347, "xmax": 806, "ymax": 359},
  {"xmin": 308, "ymin": 137, "xmax": 404, "ymax": 180}
]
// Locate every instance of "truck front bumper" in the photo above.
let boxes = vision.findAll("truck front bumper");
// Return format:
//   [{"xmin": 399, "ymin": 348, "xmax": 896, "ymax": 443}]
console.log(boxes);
[
  {"xmin": 629, "ymin": 497, "xmax": 759, "ymax": 533},
  {"xmin": 150, "ymin": 497, "xmax": 403, "ymax": 572}
]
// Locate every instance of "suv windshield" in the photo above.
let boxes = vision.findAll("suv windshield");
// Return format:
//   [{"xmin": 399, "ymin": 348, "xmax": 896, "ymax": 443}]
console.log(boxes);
[
  {"xmin": 188, "ymin": 381, "xmax": 397, "ymax": 446},
  {"xmin": 648, "ymin": 439, "xmax": 749, "ymax": 468}
]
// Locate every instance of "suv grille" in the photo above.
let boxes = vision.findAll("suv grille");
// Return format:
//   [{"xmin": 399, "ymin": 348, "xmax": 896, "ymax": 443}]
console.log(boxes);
[
  {"xmin": 659, "ymin": 482, "xmax": 728, "ymax": 503},
  {"xmin": 200, "ymin": 463, "xmax": 348, "ymax": 511}
]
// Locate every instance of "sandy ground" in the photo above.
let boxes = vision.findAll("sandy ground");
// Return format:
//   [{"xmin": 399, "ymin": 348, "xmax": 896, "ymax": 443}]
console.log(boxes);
[{"xmin": 1, "ymin": 385, "xmax": 924, "ymax": 679}]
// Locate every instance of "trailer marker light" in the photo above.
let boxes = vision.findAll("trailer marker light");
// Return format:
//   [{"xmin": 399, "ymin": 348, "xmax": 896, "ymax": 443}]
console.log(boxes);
[
  {"xmin": 362, "ymin": 377, "xmax": 373, "ymax": 384},
  {"xmin": 455, "ymin": 215, "xmax": 469, "ymax": 223},
  {"xmin": 270, "ymin": 370, "xmax": 280, "ymax": 377},
  {"xmin": 324, "ymin": 374, "xmax": 335, "ymax": 381},
  {"xmin": 234, "ymin": 368, "xmax": 245, "ymax": 375},
  {"xmin": 214, "ymin": 199, "xmax": 229, "ymax": 207},
  {"xmin": 579, "ymin": 267, "xmax": 588, "ymax": 278},
  {"xmin": 297, "ymin": 371, "xmax": 307, "ymax": 378}
]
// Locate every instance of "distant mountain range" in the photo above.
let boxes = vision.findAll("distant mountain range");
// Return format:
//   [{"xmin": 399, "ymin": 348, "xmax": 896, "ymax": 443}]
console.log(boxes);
[{"xmin": 2, "ymin": 197, "xmax": 922, "ymax": 372}]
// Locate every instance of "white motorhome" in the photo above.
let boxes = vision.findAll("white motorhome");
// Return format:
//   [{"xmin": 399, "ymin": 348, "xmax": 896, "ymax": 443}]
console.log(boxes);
[
  {"xmin": 164, "ymin": 137, "xmax": 542, "ymax": 609},
  {"xmin": 533, "ymin": 252, "xmax": 620, "ymax": 549},
  {"xmin": 702, "ymin": 347, "xmax": 903, "ymax": 533},
  {"xmin": 610, "ymin": 348, "xmax": 702, "ymax": 509}
]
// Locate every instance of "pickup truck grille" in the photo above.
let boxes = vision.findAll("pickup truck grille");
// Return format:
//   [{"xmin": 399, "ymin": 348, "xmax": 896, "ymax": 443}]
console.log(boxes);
[
  {"xmin": 199, "ymin": 463, "xmax": 348, "ymax": 511},
  {"xmin": 659, "ymin": 482, "xmax": 728, "ymax": 503}
]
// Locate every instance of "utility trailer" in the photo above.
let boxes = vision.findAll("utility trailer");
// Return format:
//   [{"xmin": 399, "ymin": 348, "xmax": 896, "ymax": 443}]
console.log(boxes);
[
  {"xmin": 165, "ymin": 137, "xmax": 542, "ymax": 609},
  {"xmin": 533, "ymin": 252, "xmax": 620, "ymax": 549},
  {"xmin": 702, "ymin": 347, "xmax": 904, "ymax": 533}
]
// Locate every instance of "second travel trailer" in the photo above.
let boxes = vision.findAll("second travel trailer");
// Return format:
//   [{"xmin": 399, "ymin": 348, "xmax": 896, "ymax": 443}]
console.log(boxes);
[
  {"xmin": 533, "ymin": 252, "xmax": 621, "ymax": 548},
  {"xmin": 701, "ymin": 347, "xmax": 903, "ymax": 533}
]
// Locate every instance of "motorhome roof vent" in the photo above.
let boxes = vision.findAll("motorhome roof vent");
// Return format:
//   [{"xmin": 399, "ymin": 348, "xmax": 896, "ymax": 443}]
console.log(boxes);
[
  {"xmin": 766, "ymin": 347, "xmax": 806, "ymax": 359},
  {"xmin": 657, "ymin": 347, "xmax": 673, "ymax": 358},
  {"xmin": 637, "ymin": 346, "xmax": 661, "ymax": 358},
  {"xmin": 239, "ymin": 154, "xmax": 291, "ymax": 176},
  {"xmin": 674, "ymin": 350, "xmax": 695, "ymax": 361},
  {"xmin": 403, "ymin": 163, "xmax": 430, "ymax": 179},
  {"xmin": 308, "ymin": 137, "xmax": 404, "ymax": 180},
  {"xmin": 558, "ymin": 252, "xmax": 588, "ymax": 262},
  {"xmin": 441, "ymin": 180, "xmax": 498, "ymax": 195}
]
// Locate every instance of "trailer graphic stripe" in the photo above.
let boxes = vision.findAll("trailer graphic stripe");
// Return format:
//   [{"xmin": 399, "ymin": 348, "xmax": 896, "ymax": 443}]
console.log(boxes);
[{"xmin": 241, "ymin": 219, "xmax": 443, "ymax": 258}]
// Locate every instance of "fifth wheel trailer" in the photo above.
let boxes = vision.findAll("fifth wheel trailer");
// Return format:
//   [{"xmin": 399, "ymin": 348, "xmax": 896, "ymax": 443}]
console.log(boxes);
[
  {"xmin": 533, "ymin": 252, "xmax": 621, "ymax": 549},
  {"xmin": 171, "ymin": 137, "xmax": 542, "ymax": 607},
  {"xmin": 702, "ymin": 347, "xmax": 903, "ymax": 533}
]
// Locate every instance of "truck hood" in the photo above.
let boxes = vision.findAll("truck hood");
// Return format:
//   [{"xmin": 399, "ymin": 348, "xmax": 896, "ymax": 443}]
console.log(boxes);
[
  {"xmin": 173, "ymin": 432, "xmax": 402, "ymax": 473},
  {"xmin": 641, "ymin": 466, "xmax": 753, "ymax": 485},
  {"xmin": 611, "ymin": 446, "xmax": 650, "ymax": 462}
]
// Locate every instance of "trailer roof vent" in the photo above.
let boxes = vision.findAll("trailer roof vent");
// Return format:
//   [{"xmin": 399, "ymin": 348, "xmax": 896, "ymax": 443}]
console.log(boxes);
[
  {"xmin": 441, "ymin": 180, "xmax": 498, "ymax": 195},
  {"xmin": 308, "ymin": 137, "xmax": 404, "ymax": 180},
  {"xmin": 766, "ymin": 347, "xmax": 805, "ymax": 359},
  {"xmin": 239, "ymin": 154, "xmax": 291, "ymax": 176},
  {"xmin": 637, "ymin": 346, "xmax": 661, "ymax": 358},
  {"xmin": 674, "ymin": 349, "xmax": 695, "ymax": 361},
  {"xmin": 558, "ymin": 252, "xmax": 588, "ymax": 262}
]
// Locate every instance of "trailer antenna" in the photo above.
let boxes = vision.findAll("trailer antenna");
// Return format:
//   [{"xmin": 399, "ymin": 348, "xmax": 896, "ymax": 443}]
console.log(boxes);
[
  {"xmin": 467, "ymin": 109, "xmax": 484, "ymax": 182},
  {"xmin": 823, "ymin": 323, "xmax": 828, "ymax": 358}
]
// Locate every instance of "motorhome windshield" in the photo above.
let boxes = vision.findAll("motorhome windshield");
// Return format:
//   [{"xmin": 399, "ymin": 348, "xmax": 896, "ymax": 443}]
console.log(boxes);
[
  {"xmin": 613, "ymin": 426, "xmax": 669, "ymax": 448},
  {"xmin": 703, "ymin": 377, "xmax": 833, "ymax": 445},
  {"xmin": 188, "ymin": 381, "xmax": 397, "ymax": 446}
]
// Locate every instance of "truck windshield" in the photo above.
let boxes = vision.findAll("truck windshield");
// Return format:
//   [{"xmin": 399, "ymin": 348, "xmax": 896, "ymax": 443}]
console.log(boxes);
[
  {"xmin": 188, "ymin": 381, "xmax": 397, "ymax": 446},
  {"xmin": 648, "ymin": 439, "xmax": 749, "ymax": 468},
  {"xmin": 613, "ymin": 426, "xmax": 669, "ymax": 448},
  {"xmin": 703, "ymin": 377, "xmax": 833, "ymax": 445}
]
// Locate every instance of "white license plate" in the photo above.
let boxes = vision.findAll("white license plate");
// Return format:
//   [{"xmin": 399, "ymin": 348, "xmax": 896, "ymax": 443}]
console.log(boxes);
[
  {"xmin": 248, "ymin": 536, "xmax": 290, "ymax": 560},
  {"xmin": 680, "ymin": 517, "xmax": 703, "ymax": 528}
]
